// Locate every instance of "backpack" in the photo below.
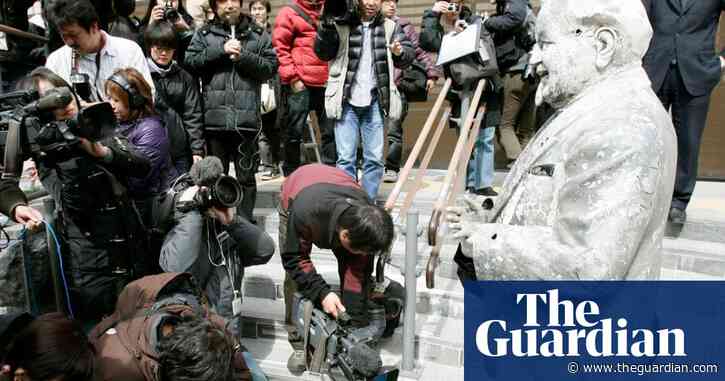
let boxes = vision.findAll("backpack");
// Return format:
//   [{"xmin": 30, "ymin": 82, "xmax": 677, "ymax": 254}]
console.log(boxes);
[
  {"xmin": 515, "ymin": 4, "xmax": 536, "ymax": 52},
  {"xmin": 398, "ymin": 60, "xmax": 429, "ymax": 103}
]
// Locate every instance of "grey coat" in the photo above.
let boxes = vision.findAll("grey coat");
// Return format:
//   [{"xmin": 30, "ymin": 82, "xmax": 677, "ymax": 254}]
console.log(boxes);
[
  {"xmin": 159, "ymin": 211, "xmax": 274, "ymax": 318},
  {"xmin": 464, "ymin": 67, "xmax": 677, "ymax": 280}
]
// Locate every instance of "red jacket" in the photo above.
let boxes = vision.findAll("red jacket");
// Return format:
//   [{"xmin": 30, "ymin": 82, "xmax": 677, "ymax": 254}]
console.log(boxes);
[{"xmin": 272, "ymin": 0, "xmax": 329, "ymax": 87}]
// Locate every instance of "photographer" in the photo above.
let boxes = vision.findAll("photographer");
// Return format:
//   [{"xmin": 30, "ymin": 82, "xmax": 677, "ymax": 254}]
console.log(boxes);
[
  {"xmin": 158, "ymin": 157, "xmax": 275, "ymax": 322},
  {"xmin": 314, "ymin": 0, "xmax": 415, "ymax": 201},
  {"xmin": 90, "ymin": 273, "xmax": 267, "ymax": 381},
  {"xmin": 141, "ymin": 0, "xmax": 196, "ymax": 67},
  {"xmin": 0, "ymin": 67, "xmax": 150, "ymax": 321},
  {"xmin": 419, "ymin": 0, "xmax": 501, "ymax": 196},
  {"xmin": 279, "ymin": 164, "xmax": 402, "ymax": 373}
]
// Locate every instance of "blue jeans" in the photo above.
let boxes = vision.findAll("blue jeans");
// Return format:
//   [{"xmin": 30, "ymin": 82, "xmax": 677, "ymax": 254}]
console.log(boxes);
[
  {"xmin": 335, "ymin": 100, "xmax": 385, "ymax": 201},
  {"xmin": 467, "ymin": 126, "xmax": 495, "ymax": 190}
]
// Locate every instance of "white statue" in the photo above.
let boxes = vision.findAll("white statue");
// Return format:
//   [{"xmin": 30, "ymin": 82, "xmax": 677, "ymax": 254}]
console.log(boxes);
[{"xmin": 448, "ymin": 0, "xmax": 677, "ymax": 280}]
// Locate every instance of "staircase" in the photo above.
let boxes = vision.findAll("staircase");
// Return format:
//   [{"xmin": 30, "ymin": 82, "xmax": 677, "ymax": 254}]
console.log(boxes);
[{"xmin": 241, "ymin": 171, "xmax": 725, "ymax": 380}]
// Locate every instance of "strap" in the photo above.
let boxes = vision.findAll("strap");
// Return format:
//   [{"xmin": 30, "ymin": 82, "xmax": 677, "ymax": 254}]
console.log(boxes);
[{"xmin": 287, "ymin": 4, "xmax": 317, "ymax": 30}]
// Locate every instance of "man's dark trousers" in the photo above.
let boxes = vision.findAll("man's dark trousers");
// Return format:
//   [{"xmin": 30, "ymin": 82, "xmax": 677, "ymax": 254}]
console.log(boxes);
[
  {"xmin": 283, "ymin": 86, "xmax": 337, "ymax": 176},
  {"xmin": 384, "ymin": 96, "xmax": 409, "ymax": 172},
  {"xmin": 656, "ymin": 64, "xmax": 712, "ymax": 210}
]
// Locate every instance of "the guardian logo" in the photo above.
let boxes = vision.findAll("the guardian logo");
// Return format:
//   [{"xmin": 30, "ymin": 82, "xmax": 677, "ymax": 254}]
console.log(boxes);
[{"xmin": 476, "ymin": 289, "xmax": 686, "ymax": 358}]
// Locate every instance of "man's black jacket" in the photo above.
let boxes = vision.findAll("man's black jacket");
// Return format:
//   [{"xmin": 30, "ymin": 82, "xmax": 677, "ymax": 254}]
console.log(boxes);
[
  {"xmin": 643, "ymin": 0, "xmax": 725, "ymax": 97},
  {"xmin": 314, "ymin": 12, "xmax": 414, "ymax": 116},
  {"xmin": 185, "ymin": 15, "xmax": 277, "ymax": 132}
]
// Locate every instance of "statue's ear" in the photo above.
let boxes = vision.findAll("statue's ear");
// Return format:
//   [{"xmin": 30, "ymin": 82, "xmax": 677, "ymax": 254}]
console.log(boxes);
[{"xmin": 595, "ymin": 27, "xmax": 618, "ymax": 70}]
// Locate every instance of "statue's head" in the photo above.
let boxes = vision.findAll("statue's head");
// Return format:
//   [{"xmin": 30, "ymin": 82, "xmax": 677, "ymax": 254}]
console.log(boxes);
[{"xmin": 529, "ymin": 0, "xmax": 652, "ymax": 109}]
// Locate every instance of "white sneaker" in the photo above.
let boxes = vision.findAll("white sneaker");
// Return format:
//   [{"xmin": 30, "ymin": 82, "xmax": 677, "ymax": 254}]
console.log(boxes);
[{"xmin": 383, "ymin": 169, "xmax": 399, "ymax": 183}]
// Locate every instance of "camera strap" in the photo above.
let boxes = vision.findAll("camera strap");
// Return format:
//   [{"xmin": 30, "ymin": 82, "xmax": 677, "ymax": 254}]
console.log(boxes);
[{"xmin": 286, "ymin": 4, "xmax": 317, "ymax": 30}]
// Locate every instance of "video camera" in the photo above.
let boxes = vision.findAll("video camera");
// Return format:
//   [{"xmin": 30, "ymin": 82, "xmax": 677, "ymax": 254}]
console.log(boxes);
[
  {"xmin": 291, "ymin": 293, "xmax": 399, "ymax": 381},
  {"xmin": 322, "ymin": 0, "xmax": 359, "ymax": 25}
]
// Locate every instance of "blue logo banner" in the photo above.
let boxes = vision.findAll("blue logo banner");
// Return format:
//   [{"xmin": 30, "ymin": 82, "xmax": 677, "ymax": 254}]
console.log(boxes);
[{"xmin": 464, "ymin": 282, "xmax": 724, "ymax": 380}]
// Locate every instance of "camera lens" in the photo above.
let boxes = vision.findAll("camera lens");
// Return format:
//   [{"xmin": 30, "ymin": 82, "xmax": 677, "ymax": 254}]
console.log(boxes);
[
  {"xmin": 212, "ymin": 176, "xmax": 242, "ymax": 208},
  {"xmin": 164, "ymin": 7, "xmax": 180, "ymax": 22}
]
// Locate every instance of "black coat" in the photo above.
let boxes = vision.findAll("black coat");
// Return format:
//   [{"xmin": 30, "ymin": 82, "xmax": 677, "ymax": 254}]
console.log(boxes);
[
  {"xmin": 643, "ymin": 0, "xmax": 725, "ymax": 97},
  {"xmin": 485, "ymin": 0, "xmax": 529, "ymax": 72},
  {"xmin": 314, "ymin": 13, "xmax": 414, "ymax": 116},
  {"xmin": 184, "ymin": 15, "xmax": 278, "ymax": 132},
  {"xmin": 150, "ymin": 62, "xmax": 205, "ymax": 158}
]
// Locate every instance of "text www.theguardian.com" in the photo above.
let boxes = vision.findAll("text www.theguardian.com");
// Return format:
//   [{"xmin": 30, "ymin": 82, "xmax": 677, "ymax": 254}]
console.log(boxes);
[{"xmin": 567, "ymin": 361, "xmax": 719, "ymax": 376}]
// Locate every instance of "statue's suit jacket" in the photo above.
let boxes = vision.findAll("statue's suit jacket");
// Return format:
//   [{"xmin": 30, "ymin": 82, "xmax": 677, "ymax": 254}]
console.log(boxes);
[{"xmin": 468, "ymin": 67, "xmax": 677, "ymax": 280}]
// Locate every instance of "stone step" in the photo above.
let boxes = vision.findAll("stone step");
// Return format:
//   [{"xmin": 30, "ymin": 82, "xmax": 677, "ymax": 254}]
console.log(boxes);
[
  {"xmin": 243, "ymin": 335, "xmax": 464, "ymax": 381},
  {"xmin": 243, "ymin": 259, "xmax": 465, "ymax": 320},
  {"xmin": 239, "ymin": 295, "xmax": 465, "ymax": 369}
]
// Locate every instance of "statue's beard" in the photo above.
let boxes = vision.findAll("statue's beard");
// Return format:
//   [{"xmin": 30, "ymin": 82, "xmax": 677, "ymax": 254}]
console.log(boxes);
[{"xmin": 535, "ymin": 67, "xmax": 590, "ymax": 109}]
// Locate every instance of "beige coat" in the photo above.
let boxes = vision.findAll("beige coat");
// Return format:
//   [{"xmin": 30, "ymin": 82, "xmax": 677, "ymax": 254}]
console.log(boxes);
[{"xmin": 466, "ymin": 66, "xmax": 677, "ymax": 280}]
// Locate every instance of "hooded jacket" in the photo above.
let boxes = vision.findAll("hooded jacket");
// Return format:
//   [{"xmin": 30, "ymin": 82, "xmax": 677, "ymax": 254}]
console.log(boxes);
[
  {"xmin": 314, "ymin": 12, "xmax": 414, "ymax": 116},
  {"xmin": 185, "ymin": 15, "xmax": 278, "ymax": 132},
  {"xmin": 90, "ymin": 273, "xmax": 253, "ymax": 381},
  {"xmin": 272, "ymin": 0, "xmax": 329, "ymax": 87}
]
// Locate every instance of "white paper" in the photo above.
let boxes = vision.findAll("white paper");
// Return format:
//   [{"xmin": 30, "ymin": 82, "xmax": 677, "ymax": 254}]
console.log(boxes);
[
  {"xmin": 0, "ymin": 32, "xmax": 8, "ymax": 51},
  {"xmin": 435, "ymin": 21, "xmax": 482, "ymax": 66}
]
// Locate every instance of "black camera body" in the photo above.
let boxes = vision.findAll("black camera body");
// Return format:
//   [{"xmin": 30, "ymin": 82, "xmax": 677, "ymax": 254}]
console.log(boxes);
[
  {"xmin": 163, "ymin": 1, "xmax": 180, "ymax": 23},
  {"xmin": 322, "ymin": 0, "xmax": 359, "ymax": 25},
  {"xmin": 291, "ymin": 293, "xmax": 399, "ymax": 381},
  {"xmin": 175, "ymin": 175, "xmax": 242, "ymax": 213},
  {"xmin": 447, "ymin": 3, "xmax": 460, "ymax": 13}
]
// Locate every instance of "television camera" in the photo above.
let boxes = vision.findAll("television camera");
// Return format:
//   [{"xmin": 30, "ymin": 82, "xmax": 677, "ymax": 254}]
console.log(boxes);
[
  {"xmin": 322, "ymin": 0, "xmax": 359, "ymax": 25},
  {"xmin": 1, "ymin": 87, "xmax": 117, "ymax": 173},
  {"xmin": 291, "ymin": 293, "xmax": 399, "ymax": 381}
]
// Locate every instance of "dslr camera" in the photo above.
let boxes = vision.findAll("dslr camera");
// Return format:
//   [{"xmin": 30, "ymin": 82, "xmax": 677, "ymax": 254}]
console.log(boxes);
[
  {"xmin": 163, "ymin": 1, "xmax": 180, "ymax": 23},
  {"xmin": 176, "ymin": 175, "xmax": 242, "ymax": 213},
  {"xmin": 446, "ymin": 2, "xmax": 460, "ymax": 13}
]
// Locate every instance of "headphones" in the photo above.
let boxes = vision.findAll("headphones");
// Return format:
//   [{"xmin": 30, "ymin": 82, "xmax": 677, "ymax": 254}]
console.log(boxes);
[{"xmin": 108, "ymin": 72, "xmax": 146, "ymax": 109}]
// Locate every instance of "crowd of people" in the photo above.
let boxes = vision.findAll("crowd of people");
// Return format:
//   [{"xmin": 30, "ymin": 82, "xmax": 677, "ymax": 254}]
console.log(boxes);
[{"xmin": 0, "ymin": 0, "xmax": 723, "ymax": 380}]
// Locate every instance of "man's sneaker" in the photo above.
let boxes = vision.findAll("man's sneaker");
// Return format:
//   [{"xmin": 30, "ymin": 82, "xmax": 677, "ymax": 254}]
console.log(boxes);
[
  {"xmin": 287, "ymin": 349, "xmax": 306, "ymax": 374},
  {"xmin": 383, "ymin": 169, "xmax": 399, "ymax": 183},
  {"xmin": 261, "ymin": 165, "xmax": 281, "ymax": 181}
]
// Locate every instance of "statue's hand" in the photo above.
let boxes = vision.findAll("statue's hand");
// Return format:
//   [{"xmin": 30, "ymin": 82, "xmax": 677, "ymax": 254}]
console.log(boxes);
[{"xmin": 450, "ymin": 222, "xmax": 474, "ymax": 257}]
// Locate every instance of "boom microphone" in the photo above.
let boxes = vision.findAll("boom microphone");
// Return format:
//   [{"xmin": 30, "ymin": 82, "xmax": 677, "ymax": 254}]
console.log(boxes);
[
  {"xmin": 189, "ymin": 156, "xmax": 225, "ymax": 186},
  {"xmin": 22, "ymin": 87, "xmax": 73, "ymax": 114}
]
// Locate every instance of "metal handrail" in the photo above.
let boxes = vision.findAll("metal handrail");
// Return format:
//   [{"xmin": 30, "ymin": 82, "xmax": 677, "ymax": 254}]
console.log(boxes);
[{"xmin": 426, "ymin": 103, "xmax": 486, "ymax": 288}]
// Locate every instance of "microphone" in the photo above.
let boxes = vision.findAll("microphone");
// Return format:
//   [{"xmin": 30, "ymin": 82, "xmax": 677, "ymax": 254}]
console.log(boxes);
[
  {"xmin": 345, "ymin": 341, "xmax": 382, "ymax": 377},
  {"xmin": 189, "ymin": 156, "xmax": 224, "ymax": 186},
  {"xmin": 23, "ymin": 87, "xmax": 73, "ymax": 114}
]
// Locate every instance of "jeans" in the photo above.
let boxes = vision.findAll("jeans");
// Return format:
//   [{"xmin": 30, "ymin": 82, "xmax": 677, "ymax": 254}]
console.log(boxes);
[
  {"xmin": 466, "ymin": 126, "xmax": 495, "ymax": 191},
  {"xmin": 283, "ymin": 86, "xmax": 337, "ymax": 176},
  {"xmin": 335, "ymin": 100, "xmax": 385, "ymax": 201}
]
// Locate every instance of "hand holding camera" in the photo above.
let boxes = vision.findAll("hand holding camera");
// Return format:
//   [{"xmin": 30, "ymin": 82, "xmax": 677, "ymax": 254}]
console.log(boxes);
[{"xmin": 433, "ymin": 1, "xmax": 460, "ymax": 15}]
